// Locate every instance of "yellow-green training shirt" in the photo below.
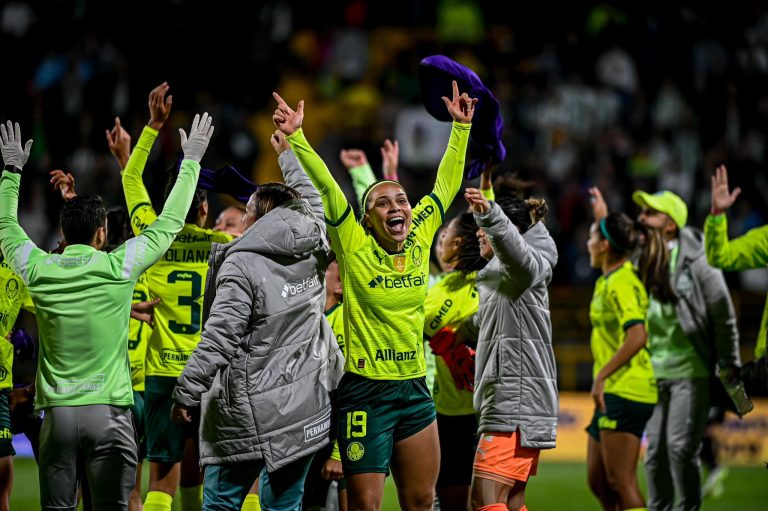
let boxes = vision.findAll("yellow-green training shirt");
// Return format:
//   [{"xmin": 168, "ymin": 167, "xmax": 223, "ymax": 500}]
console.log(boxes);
[
  {"xmin": 128, "ymin": 272, "xmax": 152, "ymax": 391},
  {"xmin": 0, "ymin": 258, "xmax": 34, "ymax": 391},
  {"xmin": 287, "ymin": 122, "xmax": 470, "ymax": 380},
  {"xmin": 123, "ymin": 126, "xmax": 232, "ymax": 378},
  {"xmin": 589, "ymin": 261, "xmax": 656, "ymax": 404},
  {"xmin": 423, "ymin": 270, "xmax": 477, "ymax": 415}
]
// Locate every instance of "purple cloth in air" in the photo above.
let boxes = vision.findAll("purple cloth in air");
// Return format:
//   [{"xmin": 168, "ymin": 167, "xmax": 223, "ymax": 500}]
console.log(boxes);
[
  {"xmin": 178, "ymin": 159, "xmax": 258, "ymax": 204},
  {"xmin": 418, "ymin": 55, "xmax": 506, "ymax": 179},
  {"xmin": 10, "ymin": 328, "xmax": 35, "ymax": 362}
]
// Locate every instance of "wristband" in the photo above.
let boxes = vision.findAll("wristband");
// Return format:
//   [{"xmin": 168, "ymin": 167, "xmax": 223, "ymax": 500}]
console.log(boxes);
[
  {"xmin": 710, "ymin": 207, "xmax": 724, "ymax": 216},
  {"xmin": 2, "ymin": 164, "xmax": 22, "ymax": 174}
]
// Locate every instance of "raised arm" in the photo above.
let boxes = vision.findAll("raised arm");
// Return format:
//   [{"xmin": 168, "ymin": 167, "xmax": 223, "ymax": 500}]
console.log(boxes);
[
  {"xmin": 431, "ymin": 80, "xmax": 475, "ymax": 208},
  {"xmin": 105, "ymin": 116, "xmax": 132, "ymax": 171},
  {"xmin": 340, "ymin": 148, "xmax": 377, "ymax": 206},
  {"xmin": 272, "ymin": 130, "xmax": 324, "ymax": 223},
  {"xmin": 0, "ymin": 121, "xmax": 46, "ymax": 282},
  {"xmin": 467, "ymin": 189, "xmax": 552, "ymax": 293},
  {"xmin": 115, "ymin": 113, "xmax": 213, "ymax": 278},
  {"xmin": 705, "ymin": 165, "xmax": 768, "ymax": 270},
  {"xmin": 273, "ymin": 93, "xmax": 353, "ymax": 226},
  {"xmin": 121, "ymin": 83, "xmax": 174, "ymax": 234},
  {"xmin": 172, "ymin": 259, "xmax": 253, "ymax": 409}
]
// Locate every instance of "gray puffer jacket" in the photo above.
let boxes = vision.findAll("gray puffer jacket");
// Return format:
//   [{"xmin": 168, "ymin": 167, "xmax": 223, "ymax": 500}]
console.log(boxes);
[
  {"xmin": 472, "ymin": 203, "xmax": 559, "ymax": 449},
  {"xmin": 173, "ymin": 150, "xmax": 344, "ymax": 471}
]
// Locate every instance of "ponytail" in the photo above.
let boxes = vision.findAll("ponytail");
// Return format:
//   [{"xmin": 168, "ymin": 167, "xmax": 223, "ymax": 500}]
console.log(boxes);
[
  {"xmin": 497, "ymin": 196, "xmax": 548, "ymax": 233},
  {"xmin": 599, "ymin": 212, "xmax": 676, "ymax": 304}
]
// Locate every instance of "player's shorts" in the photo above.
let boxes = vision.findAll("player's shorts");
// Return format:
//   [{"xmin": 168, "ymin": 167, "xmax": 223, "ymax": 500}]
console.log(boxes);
[
  {"xmin": 436, "ymin": 413, "xmax": 477, "ymax": 487},
  {"xmin": 473, "ymin": 430, "xmax": 540, "ymax": 485},
  {"xmin": 335, "ymin": 373, "xmax": 435, "ymax": 476},
  {"xmin": 586, "ymin": 393, "xmax": 655, "ymax": 440},
  {"xmin": 0, "ymin": 390, "xmax": 14, "ymax": 457},
  {"xmin": 145, "ymin": 376, "xmax": 199, "ymax": 463}
]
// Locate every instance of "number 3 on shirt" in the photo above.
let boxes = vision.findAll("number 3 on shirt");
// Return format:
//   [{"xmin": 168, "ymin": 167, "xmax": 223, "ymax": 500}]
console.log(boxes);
[
  {"xmin": 346, "ymin": 411, "xmax": 367, "ymax": 439},
  {"xmin": 167, "ymin": 270, "xmax": 202, "ymax": 334}
]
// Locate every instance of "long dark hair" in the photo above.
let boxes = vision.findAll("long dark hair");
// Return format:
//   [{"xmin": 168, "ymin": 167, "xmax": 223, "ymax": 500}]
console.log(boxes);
[
  {"xmin": 497, "ymin": 196, "xmax": 548, "ymax": 233},
  {"xmin": 447, "ymin": 213, "xmax": 488, "ymax": 273},
  {"xmin": 599, "ymin": 212, "xmax": 675, "ymax": 304}
]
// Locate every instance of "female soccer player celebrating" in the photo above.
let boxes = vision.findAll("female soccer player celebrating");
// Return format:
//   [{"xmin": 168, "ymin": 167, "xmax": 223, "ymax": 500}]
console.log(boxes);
[{"xmin": 272, "ymin": 81, "xmax": 475, "ymax": 511}]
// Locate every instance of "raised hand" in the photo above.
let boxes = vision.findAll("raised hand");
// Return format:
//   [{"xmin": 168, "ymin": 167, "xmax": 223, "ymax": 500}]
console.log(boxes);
[
  {"xmin": 465, "ymin": 187, "xmax": 490, "ymax": 214},
  {"xmin": 588, "ymin": 186, "xmax": 608, "ymax": 220},
  {"xmin": 270, "ymin": 130, "xmax": 290, "ymax": 155},
  {"xmin": 272, "ymin": 92, "xmax": 304, "ymax": 136},
  {"xmin": 179, "ymin": 113, "xmax": 214, "ymax": 163},
  {"xmin": 339, "ymin": 149, "xmax": 368, "ymax": 170},
  {"xmin": 0, "ymin": 121, "xmax": 33, "ymax": 169},
  {"xmin": 148, "ymin": 82, "xmax": 173, "ymax": 131},
  {"xmin": 381, "ymin": 139, "xmax": 399, "ymax": 181},
  {"xmin": 711, "ymin": 164, "xmax": 741, "ymax": 214},
  {"xmin": 442, "ymin": 80, "xmax": 478, "ymax": 124},
  {"xmin": 105, "ymin": 117, "xmax": 132, "ymax": 170},
  {"xmin": 49, "ymin": 170, "xmax": 77, "ymax": 201}
]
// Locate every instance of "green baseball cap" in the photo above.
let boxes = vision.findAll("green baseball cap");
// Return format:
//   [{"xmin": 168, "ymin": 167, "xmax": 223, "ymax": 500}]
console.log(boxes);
[{"xmin": 632, "ymin": 190, "xmax": 688, "ymax": 229}]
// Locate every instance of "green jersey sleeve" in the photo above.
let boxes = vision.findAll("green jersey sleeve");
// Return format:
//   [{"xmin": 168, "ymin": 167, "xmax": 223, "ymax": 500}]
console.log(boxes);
[
  {"xmin": 705, "ymin": 214, "xmax": 768, "ymax": 271},
  {"xmin": 286, "ymin": 128, "xmax": 367, "ymax": 254},
  {"xmin": 0, "ymin": 172, "xmax": 48, "ymax": 284},
  {"xmin": 607, "ymin": 272, "xmax": 648, "ymax": 332},
  {"xmin": 430, "ymin": 122, "xmax": 471, "ymax": 210},
  {"xmin": 123, "ymin": 126, "xmax": 160, "ymax": 235}
]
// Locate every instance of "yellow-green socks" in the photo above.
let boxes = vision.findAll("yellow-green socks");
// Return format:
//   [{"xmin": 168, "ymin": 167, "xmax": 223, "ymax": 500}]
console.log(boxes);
[
  {"xmin": 180, "ymin": 484, "xmax": 203, "ymax": 510},
  {"xmin": 144, "ymin": 491, "xmax": 173, "ymax": 511},
  {"xmin": 241, "ymin": 493, "xmax": 261, "ymax": 511}
]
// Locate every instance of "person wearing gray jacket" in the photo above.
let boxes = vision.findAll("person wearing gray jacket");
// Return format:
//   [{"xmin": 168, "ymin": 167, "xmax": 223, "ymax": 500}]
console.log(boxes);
[
  {"xmin": 171, "ymin": 131, "xmax": 344, "ymax": 511},
  {"xmin": 463, "ymin": 188, "xmax": 558, "ymax": 511},
  {"xmin": 632, "ymin": 190, "xmax": 740, "ymax": 511}
]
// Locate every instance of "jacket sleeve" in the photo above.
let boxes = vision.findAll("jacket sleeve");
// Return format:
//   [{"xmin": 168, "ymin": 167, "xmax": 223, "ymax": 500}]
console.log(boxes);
[
  {"xmin": 173, "ymin": 259, "xmax": 254, "ymax": 407},
  {"xmin": 474, "ymin": 202, "xmax": 550, "ymax": 293},
  {"xmin": 111, "ymin": 159, "xmax": 201, "ymax": 279},
  {"xmin": 697, "ymin": 260, "xmax": 741, "ymax": 367},
  {"xmin": 0, "ymin": 172, "xmax": 47, "ymax": 284},
  {"xmin": 278, "ymin": 148, "xmax": 325, "ymax": 224},
  {"xmin": 704, "ymin": 214, "xmax": 768, "ymax": 271}
]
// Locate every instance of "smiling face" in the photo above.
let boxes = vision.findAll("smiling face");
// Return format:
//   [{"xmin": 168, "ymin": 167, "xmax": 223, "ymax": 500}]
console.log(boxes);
[
  {"xmin": 476, "ymin": 227, "xmax": 493, "ymax": 259},
  {"xmin": 363, "ymin": 182, "xmax": 412, "ymax": 252},
  {"xmin": 438, "ymin": 218, "xmax": 462, "ymax": 271}
]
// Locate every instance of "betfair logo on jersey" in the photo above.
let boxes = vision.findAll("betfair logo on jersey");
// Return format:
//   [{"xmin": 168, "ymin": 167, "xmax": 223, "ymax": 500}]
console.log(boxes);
[
  {"xmin": 282, "ymin": 274, "xmax": 320, "ymax": 298},
  {"xmin": 176, "ymin": 233, "xmax": 213, "ymax": 243},
  {"xmin": 162, "ymin": 349, "xmax": 191, "ymax": 364},
  {"xmin": 367, "ymin": 273, "xmax": 426, "ymax": 289},
  {"xmin": 375, "ymin": 349, "xmax": 417, "ymax": 361},
  {"xmin": 429, "ymin": 298, "xmax": 453, "ymax": 330}
]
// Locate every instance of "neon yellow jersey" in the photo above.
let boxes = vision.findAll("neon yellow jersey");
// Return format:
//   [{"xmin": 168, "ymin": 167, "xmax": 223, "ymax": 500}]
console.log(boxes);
[
  {"xmin": 423, "ymin": 271, "xmax": 477, "ymax": 416},
  {"xmin": 589, "ymin": 261, "xmax": 656, "ymax": 404},
  {"xmin": 123, "ymin": 126, "xmax": 233, "ymax": 377},
  {"xmin": 0, "ymin": 261, "xmax": 34, "ymax": 390},
  {"xmin": 128, "ymin": 272, "xmax": 152, "ymax": 391},
  {"xmin": 287, "ymin": 122, "xmax": 470, "ymax": 380},
  {"xmin": 326, "ymin": 303, "xmax": 345, "ymax": 353}
]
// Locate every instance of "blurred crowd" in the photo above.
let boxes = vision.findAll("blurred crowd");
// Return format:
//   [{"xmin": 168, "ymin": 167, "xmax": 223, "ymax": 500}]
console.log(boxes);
[{"xmin": 1, "ymin": 0, "xmax": 767, "ymax": 288}]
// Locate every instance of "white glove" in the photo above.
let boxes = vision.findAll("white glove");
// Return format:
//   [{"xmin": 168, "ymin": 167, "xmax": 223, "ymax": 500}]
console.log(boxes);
[
  {"xmin": 179, "ymin": 112, "xmax": 214, "ymax": 163},
  {"xmin": 0, "ymin": 121, "xmax": 33, "ymax": 169}
]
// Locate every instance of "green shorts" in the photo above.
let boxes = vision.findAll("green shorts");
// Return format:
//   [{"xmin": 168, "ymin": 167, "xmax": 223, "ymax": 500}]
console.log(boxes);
[
  {"xmin": 145, "ymin": 376, "xmax": 198, "ymax": 463},
  {"xmin": 0, "ymin": 390, "xmax": 14, "ymax": 457},
  {"xmin": 587, "ymin": 393, "xmax": 654, "ymax": 440},
  {"xmin": 335, "ymin": 373, "xmax": 435, "ymax": 475}
]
